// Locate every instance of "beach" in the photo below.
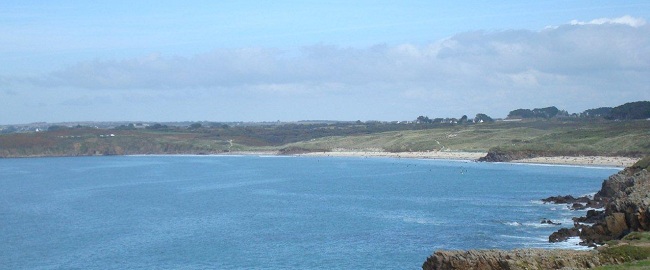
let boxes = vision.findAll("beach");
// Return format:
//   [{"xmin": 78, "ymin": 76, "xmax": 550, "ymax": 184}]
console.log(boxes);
[
  {"xmin": 298, "ymin": 151, "xmax": 487, "ymax": 160},
  {"xmin": 296, "ymin": 150, "xmax": 640, "ymax": 167},
  {"xmin": 511, "ymin": 156, "xmax": 640, "ymax": 167}
]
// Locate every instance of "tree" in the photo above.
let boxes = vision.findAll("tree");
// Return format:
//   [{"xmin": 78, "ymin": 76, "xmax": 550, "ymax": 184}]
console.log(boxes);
[
  {"xmin": 508, "ymin": 109, "xmax": 534, "ymax": 119},
  {"xmin": 416, "ymin": 116, "xmax": 432, "ymax": 123},
  {"xmin": 532, "ymin": 106, "xmax": 559, "ymax": 118},
  {"xmin": 189, "ymin": 123, "xmax": 202, "ymax": 129},
  {"xmin": 458, "ymin": 115, "xmax": 468, "ymax": 123},
  {"xmin": 606, "ymin": 101, "xmax": 650, "ymax": 120},
  {"xmin": 474, "ymin": 113, "xmax": 494, "ymax": 123},
  {"xmin": 508, "ymin": 106, "xmax": 560, "ymax": 119},
  {"xmin": 581, "ymin": 107, "xmax": 612, "ymax": 118}
]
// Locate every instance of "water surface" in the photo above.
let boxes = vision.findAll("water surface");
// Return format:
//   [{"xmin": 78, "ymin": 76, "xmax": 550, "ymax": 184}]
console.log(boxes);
[{"xmin": 0, "ymin": 156, "xmax": 619, "ymax": 269}]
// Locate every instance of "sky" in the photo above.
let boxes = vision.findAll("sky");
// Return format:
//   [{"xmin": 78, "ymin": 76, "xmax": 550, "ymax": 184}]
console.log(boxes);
[{"xmin": 1, "ymin": 1, "xmax": 650, "ymax": 124}]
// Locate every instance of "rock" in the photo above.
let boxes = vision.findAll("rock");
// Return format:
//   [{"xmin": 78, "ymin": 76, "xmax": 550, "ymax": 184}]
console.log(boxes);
[
  {"xmin": 423, "ymin": 249, "xmax": 604, "ymax": 270},
  {"xmin": 542, "ymin": 195, "xmax": 576, "ymax": 204},
  {"xmin": 423, "ymin": 160, "xmax": 650, "ymax": 269},
  {"xmin": 571, "ymin": 203, "xmax": 587, "ymax": 210},
  {"xmin": 574, "ymin": 209, "xmax": 605, "ymax": 223},
  {"xmin": 541, "ymin": 195, "xmax": 595, "ymax": 206},
  {"xmin": 540, "ymin": 218, "xmax": 561, "ymax": 225},
  {"xmin": 605, "ymin": 212, "xmax": 629, "ymax": 238},
  {"xmin": 549, "ymin": 227, "xmax": 580, "ymax": 242},
  {"xmin": 552, "ymin": 168, "xmax": 650, "ymax": 246}
]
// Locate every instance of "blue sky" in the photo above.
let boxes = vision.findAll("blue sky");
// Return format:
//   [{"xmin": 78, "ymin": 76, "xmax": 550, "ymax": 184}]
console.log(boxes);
[{"xmin": 1, "ymin": 1, "xmax": 650, "ymax": 124}]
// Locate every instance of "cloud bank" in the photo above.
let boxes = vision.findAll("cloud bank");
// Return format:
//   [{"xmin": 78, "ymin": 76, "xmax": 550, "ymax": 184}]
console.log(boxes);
[{"xmin": 3, "ymin": 16, "xmax": 650, "ymax": 122}]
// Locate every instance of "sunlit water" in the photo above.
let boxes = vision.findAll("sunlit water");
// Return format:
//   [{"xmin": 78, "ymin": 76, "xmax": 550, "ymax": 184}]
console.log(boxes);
[{"xmin": 0, "ymin": 155, "xmax": 619, "ymax": 269}]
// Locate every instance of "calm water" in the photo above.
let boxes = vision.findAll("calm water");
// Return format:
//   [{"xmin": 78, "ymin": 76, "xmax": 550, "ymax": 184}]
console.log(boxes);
[{"xmin": 0, "ymin": 155, "xmax": 619, "ymax": 269}]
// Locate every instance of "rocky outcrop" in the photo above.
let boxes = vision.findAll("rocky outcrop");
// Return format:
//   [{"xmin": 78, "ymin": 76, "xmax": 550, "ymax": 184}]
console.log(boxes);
[
  {"xmin": 423, "ymin": 249, "xmax": 610, "ymax": 270},
  {"xmin": 477, "ymin": 150, "xmax": 539, "ymax": 162},
  {"xmin": 575, "ymin": 168, "xmax": 650, "ymax": 246},
  {"xmin": 423, "ymin": 158, "xmax": 650, "ymax": 270}
]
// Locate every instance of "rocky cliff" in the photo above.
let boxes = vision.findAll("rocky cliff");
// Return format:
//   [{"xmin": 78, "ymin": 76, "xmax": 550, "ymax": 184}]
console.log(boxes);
[
  {"xmin": 573, "ymin": 162, "xmax": 650, "ymax": 246},
  {"xmin": 423, "ymin": 157, "xmax": 650, "ymax": 270}
]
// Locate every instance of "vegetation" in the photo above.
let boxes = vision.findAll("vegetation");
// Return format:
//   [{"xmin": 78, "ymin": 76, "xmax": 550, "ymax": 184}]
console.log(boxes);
[
  {"xmin": 2, "ymin": 118, "xmax": 648, "ymax": 158},
  {"xmin": 508, "ymin": 106, "xmax": 560, "ymax": 119},
  {"xmin": 1, "ymin": 101, "xmax": 649, "ymax": 158},
  {"xmin": 486, "ymin": 120, "xmax": 650, "ymax": 158},
  {"xmin": 581, "ymin": 232, "xmax": 650, "ymax": 269},
  {"xmin": 607, "ymin": 101, "xmax": 650, "ymax": 120}
]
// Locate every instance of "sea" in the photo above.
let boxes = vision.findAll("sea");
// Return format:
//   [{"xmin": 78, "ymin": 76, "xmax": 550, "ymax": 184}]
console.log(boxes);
[{"xmin": 0, "ymin": 155, "xmax": 620, "ymax": 269}]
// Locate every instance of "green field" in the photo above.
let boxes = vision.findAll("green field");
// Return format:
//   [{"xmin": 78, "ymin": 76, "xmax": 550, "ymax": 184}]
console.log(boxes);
[
  {"xmin": 1, "ymin": 119, "xmax": 649, "ymax": 158},
  {"xmin": 284, "ymin": 120, "xmax": 650, "ymax": 157}
]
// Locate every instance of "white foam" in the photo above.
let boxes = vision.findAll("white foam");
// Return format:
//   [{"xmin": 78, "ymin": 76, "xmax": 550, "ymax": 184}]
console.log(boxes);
[
  {"xmin": 504, "ymin": 221, "xmax": 522, "ymax": 227},
  {"xmin": 554, "ymin": 237, "xmax": 593, "ymax": 250}
]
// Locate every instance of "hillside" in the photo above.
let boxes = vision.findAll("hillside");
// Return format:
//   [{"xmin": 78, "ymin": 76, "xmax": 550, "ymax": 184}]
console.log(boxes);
[{"xmin": 0, "ymin": 120, "xmax": 649, "ymax": 159}]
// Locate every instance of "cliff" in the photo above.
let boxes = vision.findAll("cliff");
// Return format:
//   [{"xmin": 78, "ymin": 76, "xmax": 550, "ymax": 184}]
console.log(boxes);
[
  {"xmin": 573, "ymin": 160, "xmax": 650, "ymax": 246},
  {"xmin": 423, "ymin": 157, "xmax": 650, "ymax": 270}
]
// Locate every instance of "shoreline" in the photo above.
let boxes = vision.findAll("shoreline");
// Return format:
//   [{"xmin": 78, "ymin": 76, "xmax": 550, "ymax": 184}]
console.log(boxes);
[
  {"xmin": 511, "ymin": 156, "xmax": 639, "ymax": 168},
  {"xmin": 3, "ymin": 151, "xmax": 641, "ymax": 167},
  {"xmin": 295, "ymin": 151, "xmax": 640, "ymax": 167},
  {"xmin": 295, "ymin": 150, "xmax": 487, "ymax": 160}
]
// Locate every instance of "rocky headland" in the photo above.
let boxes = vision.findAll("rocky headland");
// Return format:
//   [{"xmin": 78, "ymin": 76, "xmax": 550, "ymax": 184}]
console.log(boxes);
[{"xmin": 423, "ymin": 157, "xmax": 650, "ymax": 270}]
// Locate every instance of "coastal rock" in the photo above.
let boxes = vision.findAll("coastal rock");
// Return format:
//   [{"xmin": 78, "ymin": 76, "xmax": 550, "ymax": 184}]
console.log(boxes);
[
  {"xmin": 574, "ymin": 209, "xmax": 605, "ymax": 223},
  {"xmin": 549, "ymin": 227, "xmax": 580, "ymax": 242},
  {"xmin": 423, "ymin": 159, "xmax": 650, "ymax": 270},
  {"xmin": 422, "ymin": 249, "xmax": 606, "ymax": 270},
  {"xmin": 552, "ymin": 168, "xmax": 650, "ymax": 245},
  {"xmin": 540, "ymin": 218, "xmax": 561, "ymax": 225},
  {"xmin": 541, "ymin": 195, "xmax": 592, "ymax": 205},
  {"xmin": 478, "ymin": 150, "xmax": 539, "ymax": 162}
]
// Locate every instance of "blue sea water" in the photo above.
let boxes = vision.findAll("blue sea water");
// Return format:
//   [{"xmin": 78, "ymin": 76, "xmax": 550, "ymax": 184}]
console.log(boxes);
[{"xmin": 0, "ymin": 155, "xmax": 620, "ymax": 269}]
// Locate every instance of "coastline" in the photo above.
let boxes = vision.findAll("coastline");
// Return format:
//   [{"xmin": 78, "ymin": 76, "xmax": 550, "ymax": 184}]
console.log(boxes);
[
  {"xmin": 294, "ymin": 150, "xmax": 641, "ymax": 167},
  {"xmin": 511, "ymin": 156, "xmax": 639, "ymax": 168},
  {"xmin": 3, "ymin": 150, "xmax": 641, "ymax": 168},
  {"xmin": 296, "ymin": 150, "xmax": 486, "ymax": 160}
]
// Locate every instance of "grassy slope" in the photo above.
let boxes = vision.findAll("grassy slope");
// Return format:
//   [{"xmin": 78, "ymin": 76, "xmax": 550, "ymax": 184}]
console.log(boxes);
[
  {"xmin": 284, "ymin": 120, "xmax": 650, "ymax": 156},
  {"xmin": 595, "ymin": 232, "xmax": 650, "ymax": 269},
  {"xmin": 1, "ymin": 120, "xmax": 649, "ymax": 157}
]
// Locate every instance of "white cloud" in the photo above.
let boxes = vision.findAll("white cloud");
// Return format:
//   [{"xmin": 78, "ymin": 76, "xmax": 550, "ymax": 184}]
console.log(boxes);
[
  {"xmin": 5, "ymin": 16, "xmax": 650, "ymax": 121},
  {"xmin": 570, "ymin": 15, "xmax": 646, "ymax": 27}
]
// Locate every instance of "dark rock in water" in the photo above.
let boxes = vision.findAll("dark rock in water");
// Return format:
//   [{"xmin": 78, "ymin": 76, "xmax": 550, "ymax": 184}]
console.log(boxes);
[
  {"xmin": 542, "ymin": 195, "xmax": 576, "ymax": 204},
  {"xmin": 549, "ymin": 227, "xmax": 580, "ymax": 242},
  {"xmin": 570, "ymin": 202, "xmax": 587, "ymax": 210},
  {"xmin": 540, "ymin": 218, "xmax": 561, "ymax": 225},
  {"xmin": 542, "ymin": 195, "xmax": 594, "ymax": 205}
]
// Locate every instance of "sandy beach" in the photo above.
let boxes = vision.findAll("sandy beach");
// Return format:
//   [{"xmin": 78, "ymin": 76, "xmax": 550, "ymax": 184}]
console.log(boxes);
[
  {"xmin": 511, "ymin": 156, "xmax": 640, "ymax": 167},
  {"xmin": 223, "ymin": 150, "xmax": 640, "ymax": 167},
  {"xmin": 298, "ymin": 151, "xmax": 487, "ymax": 160},
  {"xmin": 297, "ymin": 150, "xmax": 640, "ymax": 167}
]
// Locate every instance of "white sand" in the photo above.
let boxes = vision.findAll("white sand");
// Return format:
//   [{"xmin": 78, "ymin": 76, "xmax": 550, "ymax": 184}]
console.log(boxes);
[
  {"xmin": 227, "ymin": 150, "xmax": 639, "ymax": 167},
  {"xmin": 511, "ymin": 156, "xmax": 640, "ymax": 168},
  {"xmin": 298, "ymin": 151, "xmax": 487, "ymax": 160}
]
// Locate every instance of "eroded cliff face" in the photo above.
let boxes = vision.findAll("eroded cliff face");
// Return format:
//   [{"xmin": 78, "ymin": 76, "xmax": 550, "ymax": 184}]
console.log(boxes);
[{"xmin": 423, "ymin": 160, "xmax": 650, "ymax": 270}]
